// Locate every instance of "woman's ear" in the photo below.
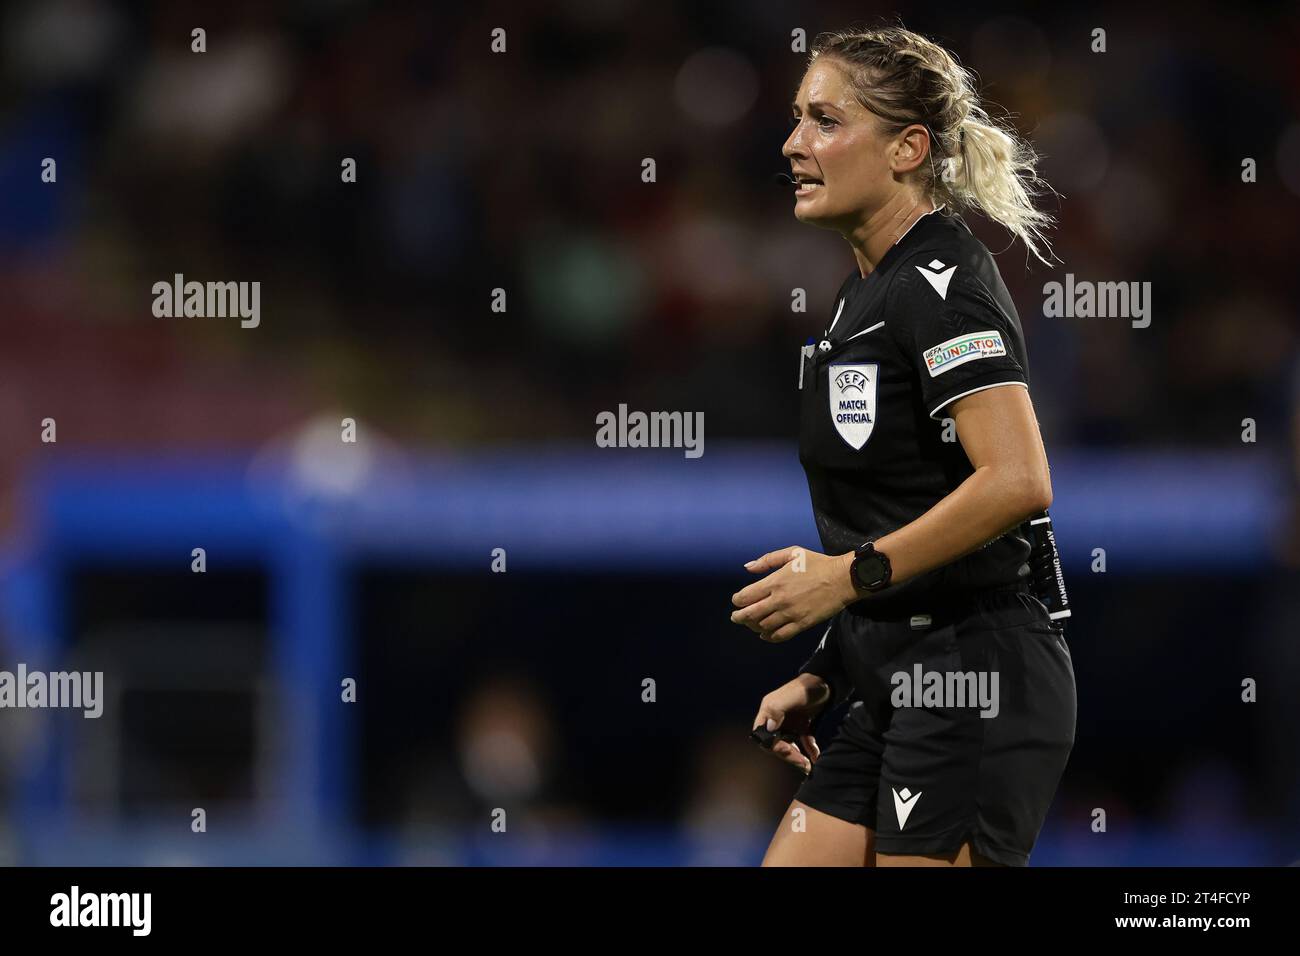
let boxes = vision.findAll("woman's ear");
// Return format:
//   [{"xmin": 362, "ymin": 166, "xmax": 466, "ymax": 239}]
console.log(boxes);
[{"xmin": 891, "ymin": 123, "xmax": 931, "ymax": 174}]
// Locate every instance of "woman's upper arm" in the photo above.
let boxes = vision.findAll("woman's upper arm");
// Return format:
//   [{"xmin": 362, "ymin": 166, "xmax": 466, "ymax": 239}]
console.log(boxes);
[{"xmin": 949, "ymin": 383, "xmax": 1052, "ymax": 511}]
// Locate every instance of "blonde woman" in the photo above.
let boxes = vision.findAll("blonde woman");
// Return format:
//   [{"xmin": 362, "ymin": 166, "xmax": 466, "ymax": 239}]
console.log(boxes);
[{"xmin": 733, "ymin": 26, "xmax": 1075, "ymax": 867}]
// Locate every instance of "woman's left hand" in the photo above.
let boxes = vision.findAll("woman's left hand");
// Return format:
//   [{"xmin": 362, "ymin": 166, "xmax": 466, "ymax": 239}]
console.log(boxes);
[{"xmin": 731, "ymin": 546, "xmax": 857, "ymax": 642}]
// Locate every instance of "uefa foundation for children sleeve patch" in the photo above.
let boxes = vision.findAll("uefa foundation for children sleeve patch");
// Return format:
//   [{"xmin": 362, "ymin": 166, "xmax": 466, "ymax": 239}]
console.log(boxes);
[{"xmin": 922, "ymin": 330, "xmax": 1007, "ymax": 377}]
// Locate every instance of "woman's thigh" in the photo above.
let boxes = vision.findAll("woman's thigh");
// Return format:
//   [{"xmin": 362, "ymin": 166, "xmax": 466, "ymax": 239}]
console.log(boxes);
[
  {"xmin": 877, "ymin": 841, "xmax": 1003, "ymax": 866},
  {"xmin": 762, "ymin": 799, "xmax": 876, "ymax": 867}
]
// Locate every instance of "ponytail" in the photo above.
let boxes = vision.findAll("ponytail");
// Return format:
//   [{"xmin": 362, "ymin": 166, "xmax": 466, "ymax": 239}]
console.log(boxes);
[{"xmin": 950, "ymin": 107, "xmax": 1056, "ymax": 265}]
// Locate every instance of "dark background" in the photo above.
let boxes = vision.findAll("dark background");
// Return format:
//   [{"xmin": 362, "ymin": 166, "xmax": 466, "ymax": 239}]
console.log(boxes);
[{"xmin": 0, "ymin": 0, "xmax": 1297, "ymax": 864}]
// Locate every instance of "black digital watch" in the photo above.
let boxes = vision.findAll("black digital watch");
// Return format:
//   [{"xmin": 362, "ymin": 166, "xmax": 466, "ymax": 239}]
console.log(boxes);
[{"xmin": 850, "ymin": 541, "xmax": 892, "ymax": 594}]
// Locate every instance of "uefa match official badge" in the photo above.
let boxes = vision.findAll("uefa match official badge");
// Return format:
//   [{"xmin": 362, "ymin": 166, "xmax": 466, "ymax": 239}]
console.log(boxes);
[{"xmin": 828, "ymin": 363, "xmax": 878, "ymax": 450}]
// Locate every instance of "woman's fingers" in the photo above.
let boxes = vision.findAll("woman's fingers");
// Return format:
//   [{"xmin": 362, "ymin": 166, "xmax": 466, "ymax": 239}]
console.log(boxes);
[
  {"xmin": 773, "ymin": 739, "xmax": 811, "ymax": 773},
  {"xmin": 754, "ymin": 708, "xmax": 808, "ymax": 771},
  {"xmin": 732, "ymin": 576, "xmax": 776, "ymax": 610},
  {"xmin": 744, "ymin": 546, "xmax": 798, "ymax": 575},
  {"xmin": 800, "ymin": 734, "xmax": 821, "ymax": 764},
  {"xmin": 734, "ymin": 602, "xmax": 803, "ymax": 639},
  {"xmin": 732, "ymin": 596, "xmax": 778, "ymax": 631},
  {"xmin": 759, "ymin": 617, "xmax": 804, "ymax": 643},
  {"xmin": 766, "ymin": 620, "xmax": 804, "ymax": 643}
]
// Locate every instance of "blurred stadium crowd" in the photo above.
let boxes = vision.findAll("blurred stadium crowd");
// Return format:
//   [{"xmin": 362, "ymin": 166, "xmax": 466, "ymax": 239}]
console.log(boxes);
[
  {"xmin": 2, "ymin": 3, "xmax": 1297, "ymax": 473},
  {"xmin": 0, "ymin": 1, "xmax": 1298, "ymax": 864}
]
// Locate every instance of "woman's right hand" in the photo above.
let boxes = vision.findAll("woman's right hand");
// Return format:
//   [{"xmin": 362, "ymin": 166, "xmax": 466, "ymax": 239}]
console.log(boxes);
[{"xmin": 753, "ymin": 673, "xmax": 831, "ymax": 774}]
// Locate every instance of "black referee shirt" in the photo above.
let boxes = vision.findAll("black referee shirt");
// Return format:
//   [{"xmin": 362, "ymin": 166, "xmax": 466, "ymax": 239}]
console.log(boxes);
[{"xmin": 797, "ymin": 207, "xmax": 1035, "ymax": 616}]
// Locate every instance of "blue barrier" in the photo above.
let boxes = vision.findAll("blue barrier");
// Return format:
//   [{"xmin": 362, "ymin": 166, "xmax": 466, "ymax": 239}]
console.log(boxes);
[
  {"xmin": 0, "ymin": 444, "xmax": 1288, "ymax": 855},
  {"xmin": 9, "ymin": 820, "xmax": 1292, "ymax": 866}
]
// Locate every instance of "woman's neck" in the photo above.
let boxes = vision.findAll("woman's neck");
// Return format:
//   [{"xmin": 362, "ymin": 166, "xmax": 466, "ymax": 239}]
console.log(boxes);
[{"xmin": 848, "ymin": 192, "xmax": 936, "ymax": 278}]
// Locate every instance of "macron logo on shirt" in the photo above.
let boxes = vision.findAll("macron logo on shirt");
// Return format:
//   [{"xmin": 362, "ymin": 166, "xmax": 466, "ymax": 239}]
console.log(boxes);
[{"xmin": 916, "ymin": 259, "xmax": 957, "ymax": 300}]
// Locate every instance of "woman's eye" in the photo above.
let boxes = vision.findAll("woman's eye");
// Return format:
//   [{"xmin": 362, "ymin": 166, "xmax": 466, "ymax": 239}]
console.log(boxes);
[{"xmin": 818, "ymin": 116, "xmax": 837, "ymax": 130}]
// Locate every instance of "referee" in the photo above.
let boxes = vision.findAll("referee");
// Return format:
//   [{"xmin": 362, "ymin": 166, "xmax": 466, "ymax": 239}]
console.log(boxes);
[{"xmin": 733, "ymin": 27, "xmax": 1076, "ymax": 867}]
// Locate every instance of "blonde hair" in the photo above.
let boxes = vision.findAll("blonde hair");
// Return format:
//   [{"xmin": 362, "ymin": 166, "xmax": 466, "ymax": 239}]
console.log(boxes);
[{"xmin": 810, "ymin": 26, "xmax": 1057, "ymax": 266}]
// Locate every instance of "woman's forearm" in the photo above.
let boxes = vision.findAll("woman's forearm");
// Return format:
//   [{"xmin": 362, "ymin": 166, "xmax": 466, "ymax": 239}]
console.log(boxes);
[{"xmin": 856, "ymin": 463, "xmax": 1050, "ymax": 591}]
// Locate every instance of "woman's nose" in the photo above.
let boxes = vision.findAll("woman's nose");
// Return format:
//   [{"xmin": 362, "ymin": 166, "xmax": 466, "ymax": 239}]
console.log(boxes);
[{"xmin": 782, "ymin": 126, "xmax": 805, "ymax": 158}]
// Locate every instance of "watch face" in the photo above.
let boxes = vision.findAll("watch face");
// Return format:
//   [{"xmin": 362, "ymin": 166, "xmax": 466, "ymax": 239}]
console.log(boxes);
[{"xmin": 854, "ymin": 555, "xmax": 886, "ymax": 588}]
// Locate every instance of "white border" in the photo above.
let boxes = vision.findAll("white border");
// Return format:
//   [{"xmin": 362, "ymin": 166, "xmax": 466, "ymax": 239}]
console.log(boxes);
[
  {"xmin": 844, "ymin": 320, "xmax": 885, "ymax": 342},
  {"xmin": 827, "ymin": 297, "xmax": 846, "ymax": 334},
  {"xmin": 894, "ymin": 202, "xmax": 947, "ymax": 246},
  {"xmin": 928, "ymin": 380, "xmax": 1027, "ymax": 419}
]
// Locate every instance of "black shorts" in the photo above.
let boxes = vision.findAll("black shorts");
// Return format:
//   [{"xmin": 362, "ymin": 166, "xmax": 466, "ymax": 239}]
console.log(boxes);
[{"xmin": 793, "ymin": 586, "xmax": 1076, "ymax": 866}]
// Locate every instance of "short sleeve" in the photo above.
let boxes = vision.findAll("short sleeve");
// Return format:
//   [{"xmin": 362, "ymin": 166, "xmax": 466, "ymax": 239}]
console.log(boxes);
[{"xmin": 887, "ymin": 260, "xmax": 1028, "ymax": 419}]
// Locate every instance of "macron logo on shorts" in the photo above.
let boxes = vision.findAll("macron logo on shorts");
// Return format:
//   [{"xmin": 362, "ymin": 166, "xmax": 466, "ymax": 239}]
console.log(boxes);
[{"xmin": 892, "ymin": 787, "xmax": 922, "ymax": 830}]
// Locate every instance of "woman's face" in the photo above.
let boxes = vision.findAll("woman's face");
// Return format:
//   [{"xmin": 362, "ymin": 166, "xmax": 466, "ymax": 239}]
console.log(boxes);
[{"xmin": 782, "ymin": 59, "xmax": 896, "ymax": 230}]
